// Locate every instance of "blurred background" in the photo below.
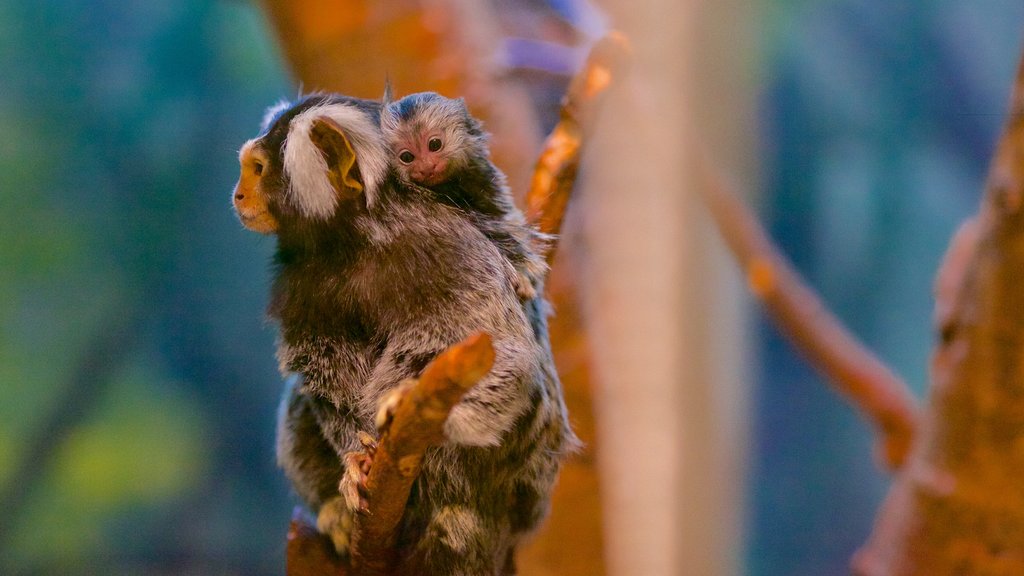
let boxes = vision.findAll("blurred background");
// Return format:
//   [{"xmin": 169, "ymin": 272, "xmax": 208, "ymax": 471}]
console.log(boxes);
[{"xmin": 0, "ymin": 1, "xmax": 1022, "ymax": 575}]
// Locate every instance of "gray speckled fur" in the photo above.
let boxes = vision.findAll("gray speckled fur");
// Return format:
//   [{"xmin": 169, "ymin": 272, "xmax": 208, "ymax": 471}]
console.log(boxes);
[{"xmin": 260, "ymin": 94, "xmax": 577, "ymax": 575}]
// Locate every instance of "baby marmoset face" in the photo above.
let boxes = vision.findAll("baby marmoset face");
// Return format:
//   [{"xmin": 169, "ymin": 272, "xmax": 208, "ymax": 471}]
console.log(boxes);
[{"xmin": 381, "ymin": 92, "xmax": 486, "ymax": 187}]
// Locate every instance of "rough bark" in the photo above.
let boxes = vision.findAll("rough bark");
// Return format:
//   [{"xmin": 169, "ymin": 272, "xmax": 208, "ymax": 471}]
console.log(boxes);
[
  {"xmin": 852, "ymin": 45, "xmax": 1024, "ymax": 576},
  {"xmin": 285, "ymin": 334, "xmax": 494, "ymax": 576}
]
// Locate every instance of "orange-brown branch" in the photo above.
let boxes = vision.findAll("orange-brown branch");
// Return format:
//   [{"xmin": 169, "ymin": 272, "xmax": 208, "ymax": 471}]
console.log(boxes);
[
  {"xmin": 349, "ymin": 333, "xmax": 495, "ymax": 575},
  {"xmin": 287, "ymin": 509, "xmax": 346, "ymax": 576},
  {"xmin": 698, "ymin": 162, "xmax": 920, "ymax": 471},
  {"xmin": 284, "ymin": 334, "xmax": 495, "ymax": 576},
  {"xmin": 526, "ymin": 31, "xmax": 631, "ymax": 260},
  {"xmin": 853, "ymin": 43, "xmax": 1024, "ymax": 576}
]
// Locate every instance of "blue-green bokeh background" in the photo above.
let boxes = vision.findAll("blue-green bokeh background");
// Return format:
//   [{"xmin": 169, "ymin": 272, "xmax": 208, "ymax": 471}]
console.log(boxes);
[{"xmin": 0, "ymin": 1, "xmax": 1021, "ymax": 574}]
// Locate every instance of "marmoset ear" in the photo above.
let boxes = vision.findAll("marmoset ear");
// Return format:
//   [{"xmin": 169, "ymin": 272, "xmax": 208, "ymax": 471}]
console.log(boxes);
[
  {"xmin": 283, "ymin": 102, "xmax": 388, "ymax": 215},
  {"xmin": 310, "ymin": 117, "xmax": 364, "ymax": 199}
]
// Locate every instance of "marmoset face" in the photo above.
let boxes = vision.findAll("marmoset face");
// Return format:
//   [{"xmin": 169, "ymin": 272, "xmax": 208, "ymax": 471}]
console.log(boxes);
[
  {"xmin": 394, "ymin": 128, "xmax": 451, "ymax": 186},
  {"xmin": 383, "ymin": 92, "xmax": 478, "ymax": 187}
]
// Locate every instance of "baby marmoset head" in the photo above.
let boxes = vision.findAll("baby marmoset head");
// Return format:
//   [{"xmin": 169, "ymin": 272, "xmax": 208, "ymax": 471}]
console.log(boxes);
[{"xmin": 381, "ymin": 92, "xmax": 489, "ymax": 187}]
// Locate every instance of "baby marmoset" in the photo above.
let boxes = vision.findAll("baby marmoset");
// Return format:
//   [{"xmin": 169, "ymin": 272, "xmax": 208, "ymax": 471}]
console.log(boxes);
[
  {"xmin": 381, "ymin": 91, "xmax": 547, "ymax": 300},
  {"xmin": 233, "ymin": 93, "xmax": 576, "ymax": 575}
]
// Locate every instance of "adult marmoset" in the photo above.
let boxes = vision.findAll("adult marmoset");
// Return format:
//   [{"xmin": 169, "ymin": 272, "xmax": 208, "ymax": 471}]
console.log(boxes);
[
  {"xmin": 382, "ymin": 91, "xmax": 547, "ymax": 300},
  {"xmin": 232, "ymin": 93, "xmax": 576, "ymax": 575}
]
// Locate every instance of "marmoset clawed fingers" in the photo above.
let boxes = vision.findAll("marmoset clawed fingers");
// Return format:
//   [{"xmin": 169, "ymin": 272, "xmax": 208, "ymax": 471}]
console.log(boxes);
[
  {"xmin": 357, "ymin": 430, "xmax": 377, "ymax": 458},
  {"xmin": 340, "ymin": 440, "xmax": 375, "ymax": 514}
]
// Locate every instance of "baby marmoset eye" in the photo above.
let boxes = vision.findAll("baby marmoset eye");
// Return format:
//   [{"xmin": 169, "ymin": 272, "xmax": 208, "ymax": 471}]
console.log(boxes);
[
  {"xmin": 399, "ymin": 150, "xmax": 415, "ymax": 164},
  {"xmin": 427, "ymin": 137, "xmax": 442, "ymax": 152}
]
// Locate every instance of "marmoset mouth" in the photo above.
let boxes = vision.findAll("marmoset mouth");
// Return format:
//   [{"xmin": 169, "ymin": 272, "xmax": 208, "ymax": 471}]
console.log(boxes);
[
  {"xmin": 237, "ymin": 209, "xmax": 277, "ymax": 234},
  {"xmin": 417, "ymin": 172, "xmax": 447, "ymax": 187}
]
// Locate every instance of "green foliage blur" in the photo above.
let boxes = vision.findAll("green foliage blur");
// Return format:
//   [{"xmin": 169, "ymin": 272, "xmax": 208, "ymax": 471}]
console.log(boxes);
[{"xmin": 0, "ymin": 1, "xmax": 292, "ymax": 574}]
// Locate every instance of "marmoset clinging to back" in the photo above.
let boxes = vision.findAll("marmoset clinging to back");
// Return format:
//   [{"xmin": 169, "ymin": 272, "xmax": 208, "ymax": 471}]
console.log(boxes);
[
  {"xmin": 381, "ymin": 91, "xmax": 547, "ymax": 300},
  {"xmin": 232, "ymin": 93, "xmax": 576, "ymax": 575}
]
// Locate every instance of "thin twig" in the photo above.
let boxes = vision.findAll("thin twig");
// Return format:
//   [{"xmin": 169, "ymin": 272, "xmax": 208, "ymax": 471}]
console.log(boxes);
[
  {"xmin": 697, "ymin": 161, "xmax": 920, "ymax": 471},
  {"xmin": 526, "ymin": 31, "xmax": 631, "ymax": 258}
]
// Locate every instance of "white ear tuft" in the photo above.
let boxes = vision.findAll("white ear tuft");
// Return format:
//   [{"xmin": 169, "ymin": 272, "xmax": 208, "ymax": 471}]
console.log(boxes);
[
  {"xmin": 260, "ymin": 99, "xmax": 292, "ymax": 134},
  {"xmin": 380, "ymin": 101, "xmax": 400, "ymax": 136},
  {"xmin": 282, "ymin": 102, "xmax": 390, "ymax": 218},
  {"xmin": 282, "ymin": 114, "xmax": 337, "ymax": 219}
]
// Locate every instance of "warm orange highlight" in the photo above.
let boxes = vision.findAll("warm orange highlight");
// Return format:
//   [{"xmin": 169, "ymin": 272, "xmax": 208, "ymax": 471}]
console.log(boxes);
[{"xmin": 234, "ymin": 142, "xmax": 278, "ymax": 234}]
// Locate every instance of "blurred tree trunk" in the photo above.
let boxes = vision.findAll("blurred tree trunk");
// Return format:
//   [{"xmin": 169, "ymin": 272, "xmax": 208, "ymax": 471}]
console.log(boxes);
[{"xmin": 582, "ymin": 1, "xmax": 754, "ymax": 575}]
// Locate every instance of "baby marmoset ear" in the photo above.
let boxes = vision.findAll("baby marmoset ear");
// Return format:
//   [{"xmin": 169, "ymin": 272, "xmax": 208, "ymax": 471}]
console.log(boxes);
[{"xmin": 310, "ymin": 117, "xmax": 365, "ymax": 198}]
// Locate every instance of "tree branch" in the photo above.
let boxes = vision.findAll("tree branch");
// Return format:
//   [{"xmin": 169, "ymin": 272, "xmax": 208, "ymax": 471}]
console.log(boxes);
[
  {"xmin": 697, "ymin": 162, "xmax": 920, "ymax": 471},
  {"xmin": 526, "ymin": 31, "xmax": 631, "ymax": 258},
  {"xmin": 285, "ymin": 334, "xmax": 495, "ymax": 576},
  {"xmin": 287, "ymin": 508, "xmax": 346, "ymax": 576},
  {"xmin": 349, "ymin": 333, "xmax": 495, "ymax": 575},
  {"xmin": 853, "ymin": 44, "xmax": 1024, "ymax": 576}
]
